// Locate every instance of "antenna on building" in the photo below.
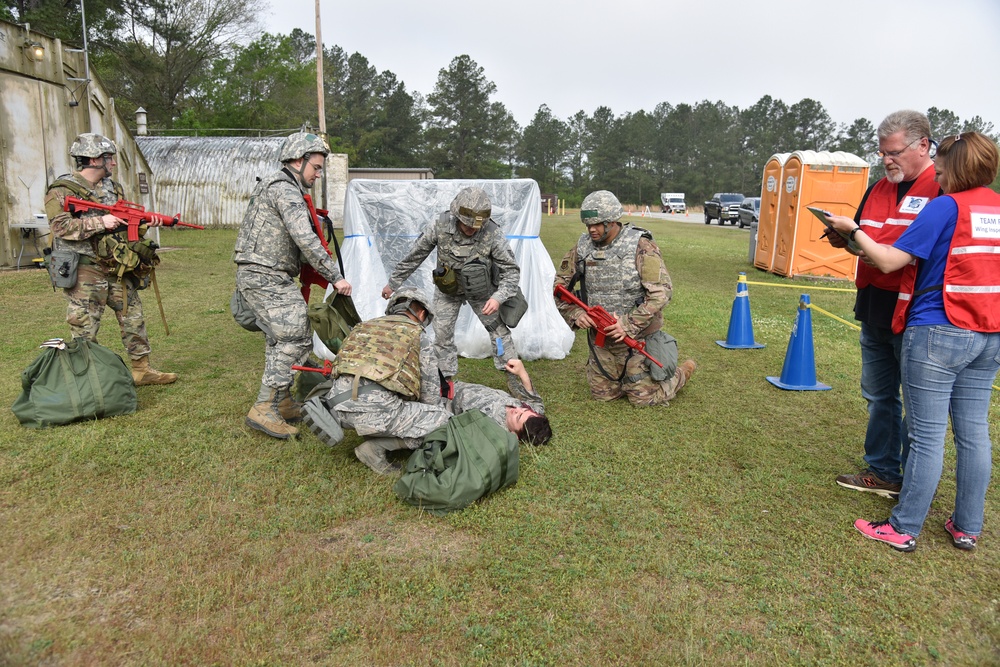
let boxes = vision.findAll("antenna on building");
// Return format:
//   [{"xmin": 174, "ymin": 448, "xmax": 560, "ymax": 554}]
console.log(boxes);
[{"xmin": 64, "ymin": 0, "xmax": 92, "ymax": 107}]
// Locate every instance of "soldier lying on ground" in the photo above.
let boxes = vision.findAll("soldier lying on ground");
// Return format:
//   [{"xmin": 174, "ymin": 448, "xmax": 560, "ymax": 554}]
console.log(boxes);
[
  {"xmin": 303, "ymin": 307, "xmax": 552, "ymax": 472},
  {"xmin": 448, "ymin": 359, "xmax": 552, "ymax": 446}
]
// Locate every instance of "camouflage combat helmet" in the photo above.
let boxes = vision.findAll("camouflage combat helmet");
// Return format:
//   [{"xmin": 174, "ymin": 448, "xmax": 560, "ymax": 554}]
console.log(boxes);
[
  {"xmin": 386, "ymin": 287, "xmax": 434, "ymax": 325},
  {"xmin": 450, "ymin": 187, "xmax": 492, "ymax": 230},
  {"xmin": 70, "ymin": 133, "xmax": 117, "ymax": 158},
  {"xmin": 279, "ymin": 132, "xmax": 330, "ymax": 163},
  {"xmin": 580, "ymin": 190, "xmax": 623, "ymax": 226}
]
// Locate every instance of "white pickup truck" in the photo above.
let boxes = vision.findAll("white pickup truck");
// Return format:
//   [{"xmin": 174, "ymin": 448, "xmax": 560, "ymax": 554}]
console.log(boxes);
[{"xmin": 660, "ymin": 192, "xmax": 686, "ymax": 214}]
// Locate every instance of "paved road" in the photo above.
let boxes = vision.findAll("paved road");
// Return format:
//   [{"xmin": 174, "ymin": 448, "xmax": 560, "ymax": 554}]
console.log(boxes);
[{"xmin": 625, "ymin": 210, "xmax": 752, "ymax": 229}]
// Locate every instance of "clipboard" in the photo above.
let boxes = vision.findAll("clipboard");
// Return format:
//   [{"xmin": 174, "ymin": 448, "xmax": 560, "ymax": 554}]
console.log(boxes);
[{"xmin": 808, "ymin": 207, "xmax": 860, "ymax": 253}]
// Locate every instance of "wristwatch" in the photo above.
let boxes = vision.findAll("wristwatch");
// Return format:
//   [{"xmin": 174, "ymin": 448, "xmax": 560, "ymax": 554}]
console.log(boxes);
[{"xmin": 849, "ymin": 226, "xmax": 862, "ymax": 242}]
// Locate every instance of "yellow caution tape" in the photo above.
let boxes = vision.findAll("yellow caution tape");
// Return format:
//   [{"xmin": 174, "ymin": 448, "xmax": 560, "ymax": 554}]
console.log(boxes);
[
  {"xmin": 806, "ymin": 303, "xmax": 861, "ymax": 331},
  {"xmin": 742, "ymin": 278, "xmax": 999, "ymax": 391},
  {"xmin": 745, "ymin": 280, "xmax": 854, "ymax": 293}
]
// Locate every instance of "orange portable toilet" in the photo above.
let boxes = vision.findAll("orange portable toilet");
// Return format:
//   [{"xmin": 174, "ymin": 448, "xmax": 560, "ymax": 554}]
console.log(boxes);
[
  {"xmin": 769, "ymin": 150, "xmax": 869, "ymax": 279},
  {"xmin": 754, "ymin": 152, "xmax": 790, "ymax": 272}
]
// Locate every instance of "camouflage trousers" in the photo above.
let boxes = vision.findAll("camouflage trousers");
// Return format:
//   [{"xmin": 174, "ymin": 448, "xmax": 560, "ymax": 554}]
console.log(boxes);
[
  {"xmin": 65, "ymin": 263, "xmax": 150, "ymax": 359},
  {"xmin": 433, "ymin": 290, "xmax": 517, "ymax": 377},
  {"xmin": 329, "ymin": 375, "xmax": 451, "ymax": 449},
  {"xmin": 586, "ymin": 338, "xmax": 685, "ymax": 406},
  {"xmin": 236, "ymin": 266, "xmax": 310, "ymax": 390}
]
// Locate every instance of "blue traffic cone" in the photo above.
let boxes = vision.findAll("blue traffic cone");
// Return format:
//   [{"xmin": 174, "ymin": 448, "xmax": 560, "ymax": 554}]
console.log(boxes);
[
  {"xmin": 766, "ymin": 294, "xmax": 831, "ymax": 391},
  {"xmin": 716, "ymin": 272, "xmax": 765, "ymax": 349}
]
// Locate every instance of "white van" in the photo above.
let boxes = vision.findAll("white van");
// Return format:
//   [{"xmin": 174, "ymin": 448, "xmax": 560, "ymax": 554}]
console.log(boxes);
[{"xmin": 660, "ymin": 193, "xmax": 686, "ymax": 214}]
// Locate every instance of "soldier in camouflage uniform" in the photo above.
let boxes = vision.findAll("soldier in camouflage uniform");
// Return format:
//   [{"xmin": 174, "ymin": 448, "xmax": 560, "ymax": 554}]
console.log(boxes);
[
  {"xmin": 449, "ymin": 359, "xmax": 553, "ymax": 445},
  {"xmin": 555, "ymin": 190, "xmax": 696, "ymax": 406},
  {"xmin": 234, "ymin": 132, "xmax": 352, "ymax": 440},
  {"xmin": 44, "ymin": 133, "xmax": 177, "ymax": 387},
  {"xmin": 381, "ymin": 187, "xmax": 521, "ymax": 383},
  {"xmin": 302, "ymin": 288, "xmax": 451, "ymax": 474}
]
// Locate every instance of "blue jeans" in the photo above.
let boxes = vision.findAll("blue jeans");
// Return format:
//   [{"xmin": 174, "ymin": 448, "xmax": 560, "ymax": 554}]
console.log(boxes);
[
  {"xmin": 859, "ymin": 322, "xmax": 907, "ymax": 484},
  {"xmin": 890, "ymin": 325, "xmax": 1000, "ymax": 537}
]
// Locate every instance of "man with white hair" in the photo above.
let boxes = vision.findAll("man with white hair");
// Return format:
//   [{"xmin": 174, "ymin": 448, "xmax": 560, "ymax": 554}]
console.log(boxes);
[{"xmin": 827, "ymin": 110, "xmax": 940, "ymax": 499}]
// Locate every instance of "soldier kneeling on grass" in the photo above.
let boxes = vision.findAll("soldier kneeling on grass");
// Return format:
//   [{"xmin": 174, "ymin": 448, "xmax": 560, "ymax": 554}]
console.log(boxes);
[{"xmin": 302, "ymin": 288, "xmax": 453, "ymax": 474}]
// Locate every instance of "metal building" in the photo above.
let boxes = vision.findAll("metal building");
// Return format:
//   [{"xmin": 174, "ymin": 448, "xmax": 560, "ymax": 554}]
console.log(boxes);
[{"xmin": 135, "ymin": 136, "xmax": 349, "ymax": 229}]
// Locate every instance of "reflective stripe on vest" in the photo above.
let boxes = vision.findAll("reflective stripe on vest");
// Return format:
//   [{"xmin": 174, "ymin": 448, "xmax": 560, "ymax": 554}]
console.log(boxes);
[
  {"xmin": 856, "ymin": 165, "xmax": 939, "ymax": 292},
  {"xmin": 942, "ymin": 188, "xmax": 1000, "ymax": 331},
  {"xmin": 892, "ymin": 188, "xmax": 1000, "ymax": 333}
]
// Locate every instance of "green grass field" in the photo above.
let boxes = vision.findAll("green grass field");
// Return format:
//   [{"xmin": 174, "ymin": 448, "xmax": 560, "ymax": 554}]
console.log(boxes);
[{"xmin": 0, "ymin": 216, "xmax": 997, "ymax": 666}]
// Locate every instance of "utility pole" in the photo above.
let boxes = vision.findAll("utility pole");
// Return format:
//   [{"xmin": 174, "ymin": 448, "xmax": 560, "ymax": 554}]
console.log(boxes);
[
  {"xmin": 315, "ymin": 0, "xmax": 325, "ymax": 136},
  {"xmin": 314, "ymin": 0, "xmax": 327, "ymax": 208}
]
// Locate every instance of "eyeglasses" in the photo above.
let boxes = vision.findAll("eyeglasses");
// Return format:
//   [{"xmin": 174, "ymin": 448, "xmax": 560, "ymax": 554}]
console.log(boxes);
[
  {"xmin": 877, "ymin": 137, "xmax": 922, "ymax": 159},
  {"xmin": 307, "ymin": 161, "xmax": 324, "ymax": 172}
]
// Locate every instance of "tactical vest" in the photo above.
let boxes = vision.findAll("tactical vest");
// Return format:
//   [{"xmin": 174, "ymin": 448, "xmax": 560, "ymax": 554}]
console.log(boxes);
[
  {"xmin": 436, "ymin": 212, "xmax": 496, "ymax": 299},
  {"xmin": 48, "ymin": 175, "xmax": 157, "ymax": 284},
  {"xmin": 892, "ymin": 187, "xmax": 1000, "ymax": 334},
  {"xmin": 575, "ymin": 225, "xmax": 647, "ymax": 315},
  {"xmin": 856, "ymin": 165, "xmax": 939, "ymax": 292},
  {"xmin": 49, "ymin": 175, "xmax": 126, "ymax": 202},
  {"xmin": 332, "ymin": 315, "xmax": 423, "ymax": 399}
]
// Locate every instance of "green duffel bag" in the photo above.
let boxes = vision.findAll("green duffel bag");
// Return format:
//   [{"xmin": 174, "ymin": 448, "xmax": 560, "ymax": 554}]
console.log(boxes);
[
  {"xmin": 394, "ymin": 409, "xmax": 519, "ymax": 516},
  {"xmin": 11, "ymin": 338, "xmax": 138, "ymax": 428},
  {"xmin": 307, "ymin": 291, "xmax": 361, "ymax": 354}
]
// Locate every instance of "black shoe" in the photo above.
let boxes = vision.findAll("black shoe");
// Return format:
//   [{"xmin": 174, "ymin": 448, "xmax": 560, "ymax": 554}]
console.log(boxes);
[{"xmin": 836, "ymin": 471, "xmax": 901, "ymax": 499}]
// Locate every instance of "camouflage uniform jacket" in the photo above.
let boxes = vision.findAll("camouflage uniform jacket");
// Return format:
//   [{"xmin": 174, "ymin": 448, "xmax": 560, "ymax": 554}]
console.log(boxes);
[
  {"xmin": 44, "ymin": 172, "xmax": 123, "ymax": 260},
  {"xmin": 451, "ymin": 376, "xmax": 544, "ymax": 430},
  {"xmin": 555, "ymin": 225, "xmax": 672, "ymax": 340},
  {"xmin": 387, "ymin": 214, "xmax": 520, "ymax": 303},
  {"xmin": 233, "ymin": 168, "xmax": 343, "ymax": 283}
]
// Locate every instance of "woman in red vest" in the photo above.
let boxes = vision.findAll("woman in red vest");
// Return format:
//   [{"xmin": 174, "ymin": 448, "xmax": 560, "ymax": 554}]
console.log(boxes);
[{"xmin": 827, "ymin": 132, "xmax": 1000, "ymax": 552}]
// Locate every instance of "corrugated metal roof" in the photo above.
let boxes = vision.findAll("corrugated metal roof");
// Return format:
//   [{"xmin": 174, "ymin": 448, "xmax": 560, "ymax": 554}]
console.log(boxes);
[{"xmin": 136, "ymin": 136, "xmax": 284, "ymax": 228}]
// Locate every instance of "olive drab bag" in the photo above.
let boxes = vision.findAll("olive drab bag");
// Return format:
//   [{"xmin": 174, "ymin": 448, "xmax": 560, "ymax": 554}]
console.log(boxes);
[
  {"xmin": 11, "ymin": 338, "xmax": 137, "ymax": 428},
  {"xmin": 307, "ymin": 291, "xmax": 361, "ymax": 354},
  {"xmin": 393, "ymin": 409, "xmax": 519, "ymax": 516}
]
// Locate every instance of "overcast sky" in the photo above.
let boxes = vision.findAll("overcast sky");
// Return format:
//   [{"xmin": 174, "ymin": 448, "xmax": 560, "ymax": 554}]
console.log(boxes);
[{"xmin": 261, "ymin": 0, "xmax": 1000, "ymax": 137}]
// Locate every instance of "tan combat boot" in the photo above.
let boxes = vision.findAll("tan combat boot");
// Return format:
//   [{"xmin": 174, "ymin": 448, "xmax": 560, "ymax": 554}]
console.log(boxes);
[
  {"xmin": 246, "ymin": 387, "xmax": 298, "ymax": 439},
  {"xmin": 354, "ymin": 439, "xmax": 401, "ymax": 475},
  {"xmin": 276, "ymin": 392, "xmax": 304, "ymax": 423},
  {"xmin": 131, "ymin": 356, "xmax": 178, "ymax": 386},
  {"xmin": 675, "ymin": 359, "xmax": 697, "ymax": 392}
]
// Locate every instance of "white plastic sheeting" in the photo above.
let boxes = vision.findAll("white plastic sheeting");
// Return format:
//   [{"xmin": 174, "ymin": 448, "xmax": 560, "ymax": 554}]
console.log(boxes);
[{"xmin": 315, "ymin": 178, "xmax": 573, "ymax": 362}]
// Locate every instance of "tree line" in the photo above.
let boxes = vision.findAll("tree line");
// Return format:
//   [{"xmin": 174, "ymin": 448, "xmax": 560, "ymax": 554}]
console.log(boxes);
[{"xmin": 6, "ymin": 0, "xmax": 998, "ymax": 205}]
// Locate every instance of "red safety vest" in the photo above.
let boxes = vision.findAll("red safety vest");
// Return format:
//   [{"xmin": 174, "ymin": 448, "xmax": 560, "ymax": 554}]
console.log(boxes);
[
  {"xmin": 855, "ymin": 164, "xmax": 939, "ymax": 292},
  {"xmin": 892, "ymin": 187, "xmax": 1000, "ymax": 333}
]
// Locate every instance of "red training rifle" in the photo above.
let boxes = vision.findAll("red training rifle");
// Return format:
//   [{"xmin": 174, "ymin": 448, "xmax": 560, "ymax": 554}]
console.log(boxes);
[
  {"xmin": 554, "ymin": 283, "xmax": 662, "ymax": 368},
  {"xmin": 299, "ymin": 193, "xmax": 344, "ymax": 302},
  {"xmin": 64, "ymin": 196, "xmax": 202, "ymax": 241}
]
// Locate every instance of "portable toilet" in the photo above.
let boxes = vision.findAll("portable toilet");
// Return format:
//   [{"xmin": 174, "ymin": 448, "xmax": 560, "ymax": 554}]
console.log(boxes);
[
  {"xmin": 753, "ymin": 153, "xmax": 790, "ymax": 272},
  {"xmin": 769, "ymin": 150, "xmax": 869, "ymax": 280}
]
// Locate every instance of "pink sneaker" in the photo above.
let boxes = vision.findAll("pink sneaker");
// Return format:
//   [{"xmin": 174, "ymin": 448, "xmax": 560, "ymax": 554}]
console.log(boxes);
[
  {"xmin": 944, "ymin": 517, "xmax": 977, "ymax": 550},
  {"xmin": 854, "ymin": 519, "xmax": 917, "ymax": 552}
]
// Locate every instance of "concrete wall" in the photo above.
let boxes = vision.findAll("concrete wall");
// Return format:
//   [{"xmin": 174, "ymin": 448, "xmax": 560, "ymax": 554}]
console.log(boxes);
[{"xmin": 0, "ymin": 19, "xmax": 154, "ymax": 268}]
